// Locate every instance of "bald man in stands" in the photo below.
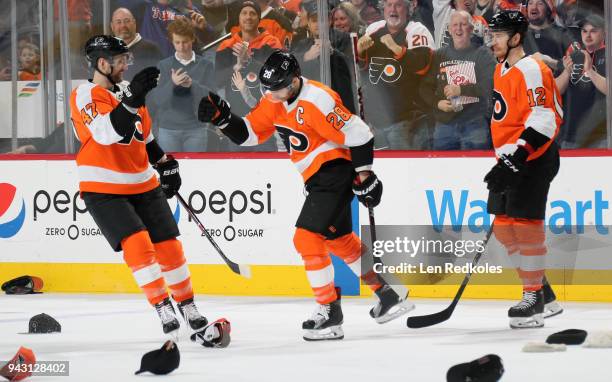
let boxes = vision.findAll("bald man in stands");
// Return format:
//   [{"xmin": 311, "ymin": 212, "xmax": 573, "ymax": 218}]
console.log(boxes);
[{"xmin": 111, "ymin": 7, "xmax": 163, "ymax": 80}]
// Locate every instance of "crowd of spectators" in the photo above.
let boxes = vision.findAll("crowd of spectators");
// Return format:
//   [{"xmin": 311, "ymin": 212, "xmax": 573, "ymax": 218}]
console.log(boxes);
[{"xmin": 0, "ymin": 0, "xmax": 609, "ymax": 153}]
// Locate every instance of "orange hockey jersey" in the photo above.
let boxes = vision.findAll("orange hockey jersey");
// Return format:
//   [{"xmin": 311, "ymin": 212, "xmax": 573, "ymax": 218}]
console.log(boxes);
[
  {"xmin": 70, "ymin": 82, "xmax": 159, "ymax": 195},
  {"xmin": 491, "ymin": 56, "xmax": 563, "ymax": 160},
  {"xmin": 238, "ymin": 78, "xmax": 373, "ymax": 182}
]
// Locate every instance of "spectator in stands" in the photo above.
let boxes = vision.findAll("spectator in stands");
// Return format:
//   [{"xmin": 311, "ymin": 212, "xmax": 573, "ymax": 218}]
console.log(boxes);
[
  {"xmin": 127, "ymin": 0, "xmax": 211, "ymax": 57},
  {"xmin": 18, "ymin": 43, "xmax": 41, "ymax": 81},
  {"xmin": 351, "ymin": 0, "xmax": 383, "ymax": 25},
  {"xmin": 556, "ymin": 13, "xmax": 607, "ymax": 148},
  {"xmin": 357, "ymin": 0, "xmax": 435, "ymax": 150},
  {"xmin": 292, "ymin": 3, "xmax": 356, "ymax": 113},
  {"xmin": 227, "ymin": 0, "xmax": 293, "ymax": 48},
  {"xmin": 269, "ymin": 0, "xmax": 298, "ymax": 24},
  {"xmin": 278, "ymin": 0, "xmax": 302, "ymax": 14},
  {"xmin": 523, "ymin": 0, "xmax": 575, "ymax": 75},
  {"xmin": 413, "ymin": 0, "xmax": 435, "ymax": 34},
  {"xmin": 214, "ymin": 0, "xmax": 282, "ymax": 151},
  {"xmin": 111, "ymin": 7, "xmax": 163, "ymax": 80},
  {"xmin": 332, "ymin": 2, "xmax": 366, "ymax": 36},
  {"xmin": 433, "ymin": 0, "xmax": 490, "ymax": 48},
  {"xmin": 149, "ymin": 18, "xmax": 215, "ymax": 152},
  {"xmin": 557, "ymin": 0, "xmax": 582, "ymax": 40},
  {"xmin": 496, "ymin": 0, "xmax": 523, "ymax": 11},
  {"xmin": 421, "ymin": 10, "xmax": 495, "ymax": 150},
  {"xmin": 54, "ymin": 0, "xmax": 92, "ymax": 78},
  {"xmin": 475, "ymin": 0, "xmax": 495, "ymax": 21}
]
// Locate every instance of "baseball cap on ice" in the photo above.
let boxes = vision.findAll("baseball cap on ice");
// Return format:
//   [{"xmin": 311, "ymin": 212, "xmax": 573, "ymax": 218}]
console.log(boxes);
[
  {"xmin": 546, "ymin": 329, "xmax": 588, "ymax": 345},
  {"xmin": 447, "ymin": 354, "xmax": 504, "ymax": 382},
  {"xmin": 135, "ymin": 341, "xmax": 180, "ymax": 375},
  {"xmin": 0, "ymin": 346, "xmax": 36, "ymax": 381},
  {"xmin": 1, "ymin": 275, "xmax": 43, "ymax": 295},
  {"xmin": 28, "ymin": 313, "xmax": 61, "ymax": 334}
]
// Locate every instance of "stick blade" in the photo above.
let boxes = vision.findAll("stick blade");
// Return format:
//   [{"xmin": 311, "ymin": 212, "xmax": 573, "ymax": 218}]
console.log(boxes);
[
  {"xmin": 238, "ymin": 264, "xmax": 252, "ymax": 279},
  {"xmin": 406, "ymin": 309, "xmax": 452, "ymax": 328},
  {"xmin": 226, "ymin": 261, "xmax": 252, "ymax": 279}
]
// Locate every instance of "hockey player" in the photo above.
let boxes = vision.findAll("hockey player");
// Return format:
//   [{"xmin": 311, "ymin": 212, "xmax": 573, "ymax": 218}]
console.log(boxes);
[
  {"xmin": 198, "ymin": 50, "xmax": 414, "ymax": 341},
  {"xmin": 70, "ymin": 35, "xmax": 229, "ymax": 347},
  {"xmin": 484, "ymin": 11, "xmax": 563, "ymax": 329}
]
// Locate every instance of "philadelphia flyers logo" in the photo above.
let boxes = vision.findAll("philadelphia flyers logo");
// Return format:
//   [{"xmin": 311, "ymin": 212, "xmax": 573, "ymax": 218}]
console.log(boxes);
[
  {"xmin": 231, "ymin": 69, "xmax": 260, "ymax": 91},
  {"xmin": 275, "ymin": 125, "xmax": 309, "ymax": 154},
  {"xmin": 118, "ymin": 115, "xmax": 145, "ymax": 145},
  {"xmin": 369, "ymin": 57, "xmax": 402, "ymax": 85},
  {"xmin": 492, "ymin": 90, "xmax": 508, "ymax": 122}
]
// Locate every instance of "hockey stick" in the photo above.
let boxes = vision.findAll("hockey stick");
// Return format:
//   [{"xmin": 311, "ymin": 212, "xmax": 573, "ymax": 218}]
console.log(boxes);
[
  {"xmin": 406, "ymin": 222, "xmax": 495, "ymax": 328},
  {"xmin": 176, "ymin": 193, "xmax": 252, "ymax": 278},
  {"xmin": 199, "ymin": 32, "xmax": 232, "ymax": 53}
]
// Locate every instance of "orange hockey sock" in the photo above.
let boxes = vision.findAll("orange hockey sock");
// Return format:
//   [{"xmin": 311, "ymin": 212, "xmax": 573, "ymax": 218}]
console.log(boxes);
[
  {"xmin": 154, "ymin": 238, "xmax": 194, "ymax": 304},
  {"xmin": 515, "ymin": 219, "xmax": 546, "ymax": 291},
  {"xmin": 326, "ymin": 232, "xmax": 382, "ymax": 292},
  {"xmin": 121, "ymin": 230, "xmax": 168, "ymax": 305},
  {"xmin": 294, "ymin": 228, "xmax": 337, "ymax": 304}
]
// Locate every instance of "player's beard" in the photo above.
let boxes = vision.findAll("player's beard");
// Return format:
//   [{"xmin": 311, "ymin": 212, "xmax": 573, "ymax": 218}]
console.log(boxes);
[{"xmin": 110, "ymin": 70, "xmax": 123, "ymax": 84}]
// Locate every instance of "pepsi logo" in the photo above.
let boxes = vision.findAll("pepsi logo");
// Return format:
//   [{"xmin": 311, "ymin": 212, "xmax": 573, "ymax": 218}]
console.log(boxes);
[{"xmin": 0, "ymin": 183, "xmax": 26, "ymax": 238}]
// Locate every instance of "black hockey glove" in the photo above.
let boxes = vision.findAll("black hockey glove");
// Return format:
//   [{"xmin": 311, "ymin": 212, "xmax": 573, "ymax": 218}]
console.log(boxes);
[
  {"xmin": 198, "ymin": 92, "xmax": 231, "ymax": 126},
  {"xmin": 123, "ymin": 66, "xmax": 160, "ymax": 108},
  {"xmin": 484, "ymin": 146, "xmax": 529, "ymax": 193},
  {"xmin": 154, "ymin": 155, "xmax": 181, "ymax": 199},
  {"xmin": 353, "ymin": 172, "xmax": 383, "ymax": 208}
]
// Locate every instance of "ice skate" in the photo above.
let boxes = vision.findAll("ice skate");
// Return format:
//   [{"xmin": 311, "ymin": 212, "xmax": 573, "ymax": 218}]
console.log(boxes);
[
  {"xmin": 302, "ymin": 296, "xmax": 344, "ymax": 341},
  {"xmin": 155, "ymin": 298, "xmax": 181, "ymax": 339},
  {"xmin": 508, "ymin": 289, "xmax": 545, "ymax": 329},
  {"xmin": 370, "ymin": 285, "xmax": 415, "ymax": 324},
  {"xmin": 177, "ymin": 298, "xmax": 208, "ymax": 331},
  {"xmin": 542, "ymin": 277, "xmax": 563, "ymax": 318}
]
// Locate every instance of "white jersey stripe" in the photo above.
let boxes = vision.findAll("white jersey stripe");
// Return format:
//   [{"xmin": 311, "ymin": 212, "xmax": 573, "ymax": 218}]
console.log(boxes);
[
  {"xmin": 78, "ymin": 165, "xmax": 156, "ymax": 185},
  {"xmin": 294, "ymin": 141, "xmax": 342, "ymax": 173}
]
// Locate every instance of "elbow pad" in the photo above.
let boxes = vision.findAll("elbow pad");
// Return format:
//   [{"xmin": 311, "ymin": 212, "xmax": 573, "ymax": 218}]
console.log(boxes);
[
  {"xmin": 519, "ymin": 127, "xmax": 551, "ymax": 153},
  {"xmin": 109, "ymin": 103, "xmax": 139, "ymax": 138}
]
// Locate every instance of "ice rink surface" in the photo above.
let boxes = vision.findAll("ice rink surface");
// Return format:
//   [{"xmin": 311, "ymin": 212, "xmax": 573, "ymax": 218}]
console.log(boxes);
[{"xmin": 1, "ymin": 294, "xmax": 611, "ymax": 382}]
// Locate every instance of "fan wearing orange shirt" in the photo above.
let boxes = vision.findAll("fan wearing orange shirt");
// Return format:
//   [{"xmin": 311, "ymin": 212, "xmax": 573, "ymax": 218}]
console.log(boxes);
[
  {"xmin": 70, "ymin": 35, "xmax": 230, "ymax": 347},
  {"xmin": 198, "ymin": 50, "xmax": 415, "ymax": 341},
  {"xmin": 484, "ymin": 11, "xmax": 563, "ymax": 329}
]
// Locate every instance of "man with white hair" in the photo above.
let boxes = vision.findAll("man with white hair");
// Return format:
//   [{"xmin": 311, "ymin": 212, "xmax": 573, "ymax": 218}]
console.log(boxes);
[
  {"xmin": 357, "ymin": 0, "xmax": 434, "ymax": 150},
  {"xmin": 433, "ymin": 0, "xmax": 490, "ymax": 48},
  {"xmin": 421, "ymin": 10, "xmax": 496, "ymax": 149}
]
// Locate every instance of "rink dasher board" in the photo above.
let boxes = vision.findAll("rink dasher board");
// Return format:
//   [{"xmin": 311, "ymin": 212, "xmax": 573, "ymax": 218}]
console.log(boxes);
[{"xmin": 0, "ymin": 154, "xmax": 610, "ymax": 300}]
